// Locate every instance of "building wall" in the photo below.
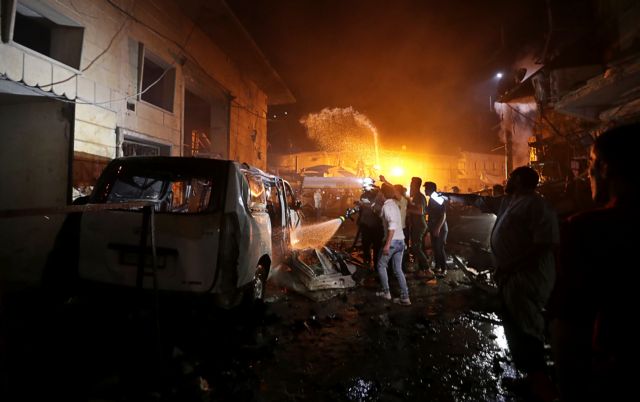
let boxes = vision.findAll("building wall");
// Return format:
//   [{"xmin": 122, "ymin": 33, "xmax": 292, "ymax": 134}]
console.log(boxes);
[
  {"xmin": 457, "ymin": 151, "xmax": 506, "ymax": 190},
  {"xmin": 0, "ymin": 97, "xmax": 71, "ymax": 285},
  {"xmin": 0, "ymin": 0, "xmax": 269, "ymax": 171},
  {"xmin": 0, "ymin": 0, "xmax": 275, "ymax": 286}
]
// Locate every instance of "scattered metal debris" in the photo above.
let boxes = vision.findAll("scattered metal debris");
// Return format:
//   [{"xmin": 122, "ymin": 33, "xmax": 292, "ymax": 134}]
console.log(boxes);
[{"xmin": 291, "ymin": 246, "xmax": 356, "ymax": 291}]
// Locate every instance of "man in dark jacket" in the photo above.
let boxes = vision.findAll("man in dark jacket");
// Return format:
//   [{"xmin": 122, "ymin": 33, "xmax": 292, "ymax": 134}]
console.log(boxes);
[
  {"xmin": 424, "ymin": 181, "xmax": 449, "ymax": 277},
  {"xmin": 493, "ymin": 167, "xmax": 559, "ymax": 399}
]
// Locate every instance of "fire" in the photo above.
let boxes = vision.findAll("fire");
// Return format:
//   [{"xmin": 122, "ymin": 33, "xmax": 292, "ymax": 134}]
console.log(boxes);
[
  {"xmin": 300, "ymin": 107, "xmax": 447, "ymax": 187},
  {"xmin": 390, "ymin": 166, "xmax": 404, "ymax": 177}
]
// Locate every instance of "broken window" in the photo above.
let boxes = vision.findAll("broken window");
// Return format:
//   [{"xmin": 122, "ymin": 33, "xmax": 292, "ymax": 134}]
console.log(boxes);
[
  {"xmin": 284, "ymin": 182, "xmax": 296, "ymax": 208},
  {"xmin": 107, "ymin": 174, "xmax": 214, "ymax": 214},
  {"xmin": 138, "ymin": 45, "xmax": 175, "ymax": 112},
  {"xmin": 184, "ymin": 90, "xmax": 212, "ymax": 157},
  {"xmin": 265, "ymin": 182, "xmax": 283, "ymax": 225},
  {"xmin": 245, "ymin": 174, "xmax": 266, "ymax": 210},
  {"xmin": 12, "ymin": 0, "xmax": 84, "ymax": 69},
  {"xmin": 182, "ymin": 83, "xmax": 230, "ymax": 159},
  {"xmin": 122, "ymin": 137, "xmax": 170, "ymax": 157}
]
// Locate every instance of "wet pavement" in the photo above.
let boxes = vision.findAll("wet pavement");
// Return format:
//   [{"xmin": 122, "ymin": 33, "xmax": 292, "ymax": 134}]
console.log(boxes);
[{"xmin": 2, "ymin": 220, "xmax": 553, "ymax": 401}]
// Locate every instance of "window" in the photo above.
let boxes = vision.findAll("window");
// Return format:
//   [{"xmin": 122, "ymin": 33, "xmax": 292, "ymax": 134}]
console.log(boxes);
[
  {"xmin": 138, "ymin": 46, "xmax": 175, "ymax": 112},
  {"xmin": 284, "ymin": 182, "xmax": 296, "ymax": 208},
  {"xmin": 12, "ymin": 1, "xmax": 84, "ymax": 69},
  {"xmin": 122, "ymin": 137, "xmax": 170, "ymax": 157},
  {"xmin": 265, "ymin": 183, "xmax": 283, "ymax": 225},
  {"xmin": 245, "ymin": 174, "xmax": 266, "ymax": 210},
  {"xmin": 107, "ymin": 175, "xmax": 214, "ymax": 214}
]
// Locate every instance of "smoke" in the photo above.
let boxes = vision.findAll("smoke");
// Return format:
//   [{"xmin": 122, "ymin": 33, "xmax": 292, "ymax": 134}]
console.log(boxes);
[
  {"xmin": 494, "ymin": 101, "xmax": 537, "ymax": 169},
  {"xmin": 300, "ymin": 107, "xmax": 380, "ymax": 164}
]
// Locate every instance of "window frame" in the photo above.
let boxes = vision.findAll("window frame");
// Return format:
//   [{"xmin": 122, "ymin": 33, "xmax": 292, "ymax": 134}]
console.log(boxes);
[
  {"xmin": 6, "ymin": 0, "xmax": 84, "ymax": 70},
  {"xmin": 137, "ymin": 43, "xmax": 176, "ymax": 113}
]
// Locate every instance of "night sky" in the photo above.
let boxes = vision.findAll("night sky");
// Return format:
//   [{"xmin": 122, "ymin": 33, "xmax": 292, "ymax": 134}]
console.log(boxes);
[{"xmin": 228, "ymin": 0, "xmax": 546, "ymax": 154}]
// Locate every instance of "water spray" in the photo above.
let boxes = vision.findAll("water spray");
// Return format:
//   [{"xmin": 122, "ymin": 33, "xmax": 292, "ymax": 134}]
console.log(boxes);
[{"xmin": 291, "ymin": 206, "xmax": 360, "ymax": 251}]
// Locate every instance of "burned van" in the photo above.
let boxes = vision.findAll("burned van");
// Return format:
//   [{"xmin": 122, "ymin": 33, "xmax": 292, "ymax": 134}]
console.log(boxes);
[{"xmin": 73, "ymin": 156, "xmax": 299, "ymax": 308}]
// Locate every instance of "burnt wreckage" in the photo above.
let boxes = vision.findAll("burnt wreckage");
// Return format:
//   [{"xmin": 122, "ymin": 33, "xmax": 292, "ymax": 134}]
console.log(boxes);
[{"xmin": 46, "ymin": 156, "xmax": 356, "ymax": 305}]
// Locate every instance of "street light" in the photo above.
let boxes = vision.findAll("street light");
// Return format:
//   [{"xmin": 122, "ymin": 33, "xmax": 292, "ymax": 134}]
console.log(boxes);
[{"xmin": 496, "ymin": 72, "xmax": 503, "ymax": 79}]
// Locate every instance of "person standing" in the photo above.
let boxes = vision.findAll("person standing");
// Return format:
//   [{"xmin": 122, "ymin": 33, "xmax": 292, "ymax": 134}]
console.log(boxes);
[
  {"xmin": 357, "ymin": 184, "xmax": 384, "ymax": 267},
  {"xmin": 313, "ymin": 189, "xmax": 322, "ymax": 220},
  {"xmin": 423, "ymin": 181, "xmax": 449, "ymax": 277},
  {"xmin": 407, "ymin": 177, "xmax": 433, "ymax": 278},
  {"xmin": 551, "ymin": 124, "xmax": 639, "ymax": 402},
  {"xmin": 491, "ymin": 166, "xmax": 559, "ymax": 402},
  {"xmin": 393, "ymin": 184, "xmax": 410, "ymax": 268},
  {"xmin": 380, "ymin": 175, "xmax": 410, "ymax": 270},
  {"xmin": 375, "ymin": 183, "xmax": 411, "ymax": 305}
]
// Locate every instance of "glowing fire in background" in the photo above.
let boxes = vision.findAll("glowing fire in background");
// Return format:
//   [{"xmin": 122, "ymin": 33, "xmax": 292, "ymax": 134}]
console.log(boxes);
[{"xmin": 300, "ymin": 107, "xmax": 466, "ymax": 189}]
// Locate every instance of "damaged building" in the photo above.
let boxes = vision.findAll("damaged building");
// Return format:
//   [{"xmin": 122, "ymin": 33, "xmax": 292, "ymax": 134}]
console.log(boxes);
[
  {"xmin": 495, "ymin": 0, "xmax": 640, "ymax": 199},
  {"xmin": 0, "ymin": 0, "xmax": 294, "ymax": 286}
]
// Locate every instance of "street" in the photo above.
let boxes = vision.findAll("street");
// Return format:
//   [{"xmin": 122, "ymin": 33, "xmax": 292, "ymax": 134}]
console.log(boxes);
[{"xmin": 3, "ymin": 220, "xmax": 543, "ymax": 402}]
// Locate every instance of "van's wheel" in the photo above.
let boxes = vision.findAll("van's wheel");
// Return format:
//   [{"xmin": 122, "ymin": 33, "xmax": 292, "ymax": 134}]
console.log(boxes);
[{"xmin": 251, "ymin": 263, "xmax": 269, "ymax": 301}]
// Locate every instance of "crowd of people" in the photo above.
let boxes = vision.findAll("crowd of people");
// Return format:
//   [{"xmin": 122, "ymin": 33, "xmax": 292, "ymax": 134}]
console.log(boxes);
[
  {"xmin": 354, "ymin": 173, "xmax": 453, "ymax": 306},
  {"xmin": 350, "ymin": 122, "xmax": 638, "ymax": 401}
]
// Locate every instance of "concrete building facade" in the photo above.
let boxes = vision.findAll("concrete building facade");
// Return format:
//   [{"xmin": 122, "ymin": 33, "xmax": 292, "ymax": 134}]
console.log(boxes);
[
  {"xmin": 0, "ymin": 0, "xmax": 293, "ymax": 285},
  {"xmin": 1, "ymin": 0, "xmax": 293, "ymax": 201}
]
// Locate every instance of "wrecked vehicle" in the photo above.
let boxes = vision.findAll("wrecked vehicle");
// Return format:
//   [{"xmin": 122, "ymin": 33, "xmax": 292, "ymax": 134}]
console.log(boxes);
[
  {"xmin": 68, "ymin": 156, "xmax": 300, "ymax": 308},
  {"xmin": 291, "ymin": 246, "xmax": 356, "ymax": 291}
]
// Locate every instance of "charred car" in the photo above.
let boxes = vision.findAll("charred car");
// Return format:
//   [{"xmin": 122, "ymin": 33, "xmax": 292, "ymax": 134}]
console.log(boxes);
[{"xmin": 51, "ymin": 157, "xmax": 300, "ymax": 308}]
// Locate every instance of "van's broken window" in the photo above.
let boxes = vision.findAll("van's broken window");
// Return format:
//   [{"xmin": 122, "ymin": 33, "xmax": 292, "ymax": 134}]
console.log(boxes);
[
  {"xmin": 107, "ymin": 175, "xmax": 213, "ymax": 213},
  {"xmin": 245, "ymin": 174, "xmax": 266, "ymax": 211}
]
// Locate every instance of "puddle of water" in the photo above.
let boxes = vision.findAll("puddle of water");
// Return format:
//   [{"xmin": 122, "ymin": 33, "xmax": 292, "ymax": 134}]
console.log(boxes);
[
  {"xmin": 491, "ymin": 322, "xmax": 509, "ymax": 352},
  {"xmin": 345, "ymin": 377, "xmax": 379, "ymax": 402}
]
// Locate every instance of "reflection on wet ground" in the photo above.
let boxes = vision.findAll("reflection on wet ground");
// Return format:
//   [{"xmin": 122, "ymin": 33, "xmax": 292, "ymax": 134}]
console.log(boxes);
[
  {"xmin": 2, "ymin": 221, "xmax": 552, "ymax": 401},
  {"xmin": 259, "ymin": 270, "xmax": 516, "ymax": 402}
]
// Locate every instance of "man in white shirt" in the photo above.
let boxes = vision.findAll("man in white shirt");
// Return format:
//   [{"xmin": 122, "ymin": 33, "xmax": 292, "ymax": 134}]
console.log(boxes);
[
  {"xmin": 313, "ymin": 189, "xmax": 322, "ymax": 219},
  {"xmin": 376, "ymin": 183, "xmax": 411, "ymax": 305}
]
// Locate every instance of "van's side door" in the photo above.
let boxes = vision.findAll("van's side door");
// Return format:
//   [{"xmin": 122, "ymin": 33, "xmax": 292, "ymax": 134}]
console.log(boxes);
[{"xmin": 283, "ymin": 181, "xmax": 301, "ymax": 251}]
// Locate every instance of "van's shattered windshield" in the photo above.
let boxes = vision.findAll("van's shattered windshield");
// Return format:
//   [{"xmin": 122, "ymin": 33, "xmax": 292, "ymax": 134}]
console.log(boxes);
[{"xmin": 107, "ymin": 175, "xmax": 213, "ymax": 213}]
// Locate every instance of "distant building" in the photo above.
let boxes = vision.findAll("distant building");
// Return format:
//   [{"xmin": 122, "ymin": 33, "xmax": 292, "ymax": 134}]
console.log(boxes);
[{"xmin": 270, "ymin": 149, "xmax": 505, "ymax": 192}]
